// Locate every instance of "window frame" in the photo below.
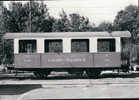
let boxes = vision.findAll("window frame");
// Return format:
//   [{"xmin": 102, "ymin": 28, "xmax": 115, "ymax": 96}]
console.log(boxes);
[
  {"xmin": 19, "ymin": 39, "xmax": 37, "ymax": 53},
  {"xmin": 71, "ymin": 39, "xmax": 89, "ymax": 53},
  {"xmin": 44, "ymin": 39, "xmax": 63, "ymax": 53},
  {"xmin": 97, "ymin": 38, "xmax": 116, "ymax": 52}
]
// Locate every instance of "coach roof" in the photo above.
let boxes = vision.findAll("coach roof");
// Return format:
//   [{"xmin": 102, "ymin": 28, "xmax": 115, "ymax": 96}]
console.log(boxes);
[{"xmin": 4, "ymin": 31, "xmax": 131, "ymax": 39}]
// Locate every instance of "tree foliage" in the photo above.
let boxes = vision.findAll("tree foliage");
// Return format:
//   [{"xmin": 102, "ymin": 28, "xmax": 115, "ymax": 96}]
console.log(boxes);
[
  {"xmin": 4, "ymin": 1, "xmax": 54, "ymax": 32},
  {"xmin": 52, "ymin": 10, "xmax": 93, "ymax": 32},
  {"xmin": 69, "ymin": 13, "xmax": 93, "ymax": 32},
  {"xmin": 0, "ymin": 2, "xmax": 6, "ymax": 64},
  {"xmin": 96, "ymin": 21, "xmax": 113, "ymax": 32},
  {"xmin": 114, "ymin": 5, "xmax": 139, "ymax": 43},
  {"xmin": 113, "ymin": 5, "xmax": 139, "ymax": 63},
  {"xmin": 52, "ymin": 10, "xmax": 70, "ymax": 32}
]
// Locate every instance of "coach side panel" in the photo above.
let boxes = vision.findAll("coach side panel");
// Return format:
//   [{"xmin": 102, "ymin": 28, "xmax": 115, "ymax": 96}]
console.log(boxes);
[
  {"xmin": 13, "ymin": 37, "xmax": 122, "ymax": 69},
  {"xmin": 93, "ymin": 52, "xmax": 121, "ymax": 68},
  {"xmin": 14, "ymin": 53, "xmax": 121, "ymax": 69},
  {"xmin": 14, "ymin": 54, "xmax": 41, "ymax": 68},
  {"xmin": 41, "ymin": 53, "xmax": 93, "ymax": 68}
]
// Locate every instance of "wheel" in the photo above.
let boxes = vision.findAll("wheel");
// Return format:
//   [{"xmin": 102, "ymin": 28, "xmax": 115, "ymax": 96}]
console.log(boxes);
[
  {"xmin": 34, "ymin": 70, "xmax": 51, "ymax": 79},
  {"xmin": 86, "ymin": 69, "xmax": 101, "ymax": 78},
  {"xmin": 34, "ymin": 72, "xmax": 41, "ymax": 78},
  {"xmin": 43, "ymin": 71, "xmax": 51, "ymax": 78}
]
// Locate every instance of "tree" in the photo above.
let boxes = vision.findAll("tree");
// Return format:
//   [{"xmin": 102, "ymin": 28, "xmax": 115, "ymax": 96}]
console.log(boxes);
[
  {"xmin": 52, "ymin": 10, "xmax": 70, "ymax": 32},
  {"xmin": 69, "ymin": 13, "xmax": 93, "ymax": 32},
  {"xmin": 52, "ymin": 11, "xmax": 93, "ymax": 32},
  {"xmin": 97, "ymin": 21, "xmax": 113, "ymax": 32},
  {"xmin": 0, "ymin": 1, "xmax": 5, "ymax": 64},
  {"xmin": 113, "ymin": 5, "xmax": 139, "ymax": 64},
  {"xmin": 114, "ymin": 5, "xmax": 139, "ymax": 43},
  {"xmin": 27, "ymin": 1, "xmax": 55, "ymax": 32},
  {"xmin": 4, "ymin": 1, "xmax": 54, "ymax": 32}
]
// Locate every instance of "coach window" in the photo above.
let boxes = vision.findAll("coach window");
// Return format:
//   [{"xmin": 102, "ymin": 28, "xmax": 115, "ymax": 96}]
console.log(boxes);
[
  {"xmin": 97, "ymin": 39, "xmax": 115, "ymax": 52},
  {"xmin": 71, "ymin": 39, "xmax": 89, "ymax": 52},
  {"xmin": 45, "ymin": 39, "xmax": 63, "ymax": 53},
  {"xmin": 19, "ymin": 40, "xmax": 37, "ymax": 53}
]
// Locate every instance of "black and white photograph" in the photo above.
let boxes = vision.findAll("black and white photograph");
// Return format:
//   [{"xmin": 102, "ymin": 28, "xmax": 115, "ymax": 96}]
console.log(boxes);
[{"xmin": 0, "ymin": 0, "xmax": 139, "ymax": 100}]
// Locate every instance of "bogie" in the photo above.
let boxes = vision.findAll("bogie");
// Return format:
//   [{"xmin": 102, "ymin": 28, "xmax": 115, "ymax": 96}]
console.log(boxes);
[{"xmin": 34, "ymin": 70, "xmax": 51, "ymax": 78}]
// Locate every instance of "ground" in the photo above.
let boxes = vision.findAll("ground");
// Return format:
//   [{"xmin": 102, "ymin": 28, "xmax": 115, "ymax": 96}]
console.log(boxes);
[{"xmin": 0, "ymin": 71, "xmax": 139, "ymax": 100}]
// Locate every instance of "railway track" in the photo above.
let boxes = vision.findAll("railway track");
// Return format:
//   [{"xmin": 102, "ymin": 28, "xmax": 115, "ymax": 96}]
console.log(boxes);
[
  {"xmin": 1, "ymin": 76, "xmax": 139, "ymax": 86},
  {"xmin": 1, "ymin": 72, "xmax": 139, "ymax": 100}
]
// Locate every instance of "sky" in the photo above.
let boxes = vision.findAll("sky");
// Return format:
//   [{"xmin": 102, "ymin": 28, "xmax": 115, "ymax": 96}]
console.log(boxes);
[{"xmin": 3, "ymin": 0, "xmax": 138, "ymax": 25}]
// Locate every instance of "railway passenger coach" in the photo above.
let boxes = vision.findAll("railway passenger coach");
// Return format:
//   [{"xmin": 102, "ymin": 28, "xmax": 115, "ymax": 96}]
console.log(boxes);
[{"xmin": 4, "ymin": 31, "xmax": 131, "ymax": 78}]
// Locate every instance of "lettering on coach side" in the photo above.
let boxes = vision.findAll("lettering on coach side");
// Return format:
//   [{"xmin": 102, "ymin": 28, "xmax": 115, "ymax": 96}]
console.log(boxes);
[{"xmin": 47, "ymin": 58, "xmax": 86, "ymax": 63}]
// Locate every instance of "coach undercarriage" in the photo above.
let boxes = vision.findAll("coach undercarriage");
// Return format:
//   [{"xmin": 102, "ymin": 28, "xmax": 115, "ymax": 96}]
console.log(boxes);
[{"xmin": 14, "ymin": 67, "xmax": 121, "ymax": 78}]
